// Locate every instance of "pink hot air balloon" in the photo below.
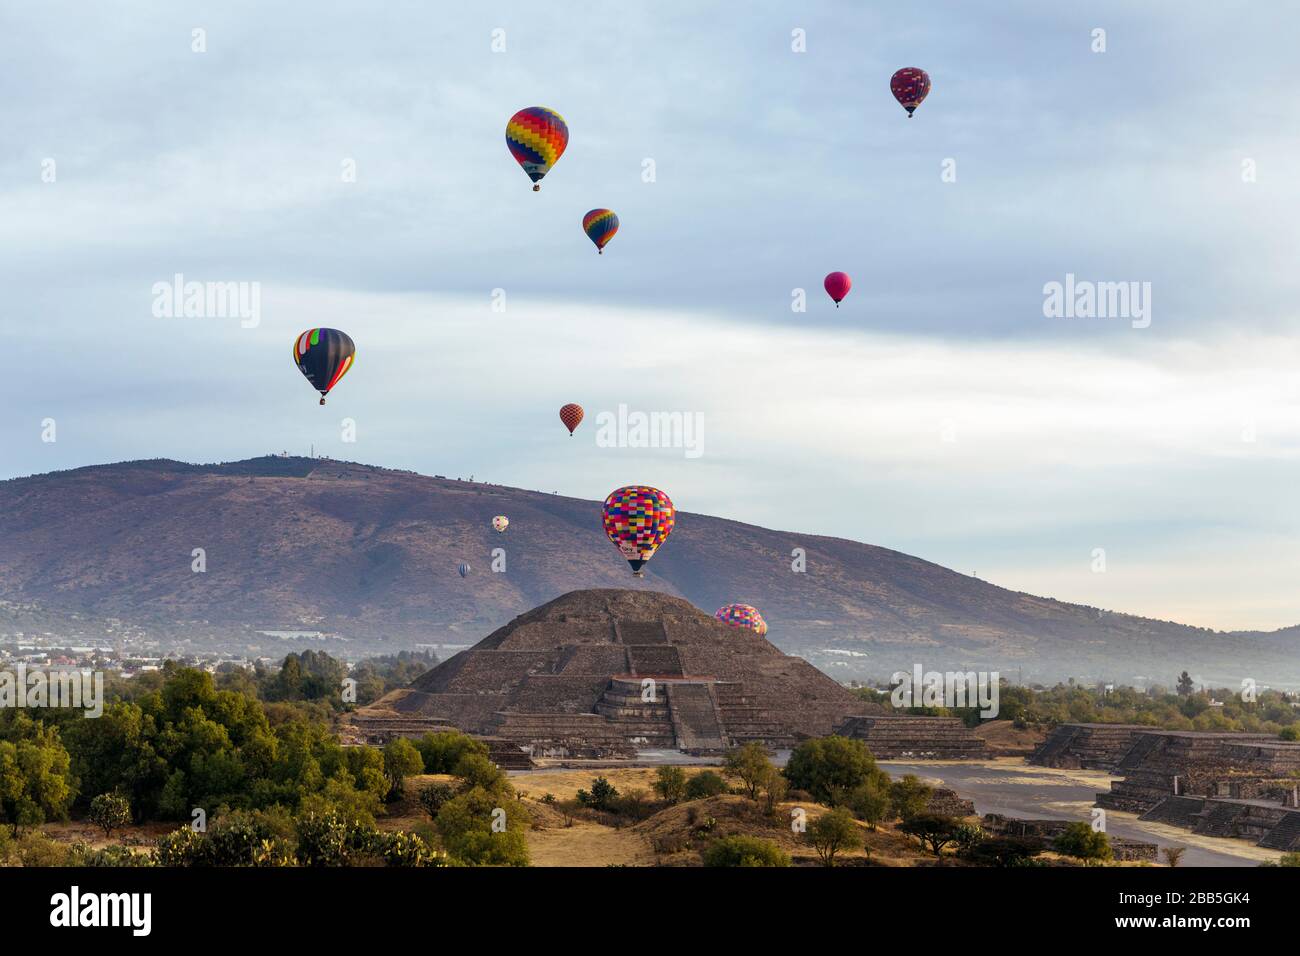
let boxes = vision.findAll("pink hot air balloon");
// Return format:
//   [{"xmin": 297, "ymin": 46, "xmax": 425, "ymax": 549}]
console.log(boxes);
[{"xmin": 824, "ymin": 272, "xmax": 852, "ymax": 308}]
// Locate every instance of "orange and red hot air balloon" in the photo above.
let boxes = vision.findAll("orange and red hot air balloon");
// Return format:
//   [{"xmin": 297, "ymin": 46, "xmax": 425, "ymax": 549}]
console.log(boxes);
[
  {"xmin": 824, "ymin": 272, "xmax": 852, "ymax": 308},
  {"xmin": 890, "ymin": 67, "xmax": 931, "ymax": 117},
  {"xmin": 505, "ymin": 107, "xmax": 569, "ymax": 191},
  {"xmin": 559, "ymin": 403, "xmax": 584, "ymax": 436}
]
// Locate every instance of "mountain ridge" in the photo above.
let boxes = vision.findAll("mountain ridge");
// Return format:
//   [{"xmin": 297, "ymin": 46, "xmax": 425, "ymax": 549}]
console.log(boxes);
[{"xmin": 1, "ymin": 455, "xmax": 1296, "ymax": 686}]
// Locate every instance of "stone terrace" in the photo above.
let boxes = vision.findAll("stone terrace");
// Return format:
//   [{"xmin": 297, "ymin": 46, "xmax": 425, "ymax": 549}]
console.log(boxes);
[
  {"xmin": 834, "ymin": 715, "xmax": 990, "ymax": 759},
  {"xmin": 1095, "ymin": 728, "xmax": 1300, "ymax": 851},
  {"xmin": 1028, "ymin": 723, "xmax": 1150, "ymax": 771}
]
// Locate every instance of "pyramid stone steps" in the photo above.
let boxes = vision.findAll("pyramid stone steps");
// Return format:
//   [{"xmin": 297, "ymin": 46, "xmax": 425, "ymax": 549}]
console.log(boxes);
[
  {"xmin": 1258, "ymin": 810, "xmax": 1300, "ymax": 850},
  {"xmin": 667, "ymin": 683, "xmax": 726, "ymax": 750}
]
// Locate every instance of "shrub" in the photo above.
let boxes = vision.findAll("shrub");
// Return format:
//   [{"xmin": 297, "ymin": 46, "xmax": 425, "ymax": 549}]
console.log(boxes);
[
  {"xmin": 684, "ymin": 771, "xmax": 728, "ymax": 801},
  {"xmin": 964, "ymin": 835, "xmax": 1044, "ymax": 867},
  {"xmin": 653, "ymin": 766, "xmax": 688, "ymax": 804},
  {"xmin": 703, "ymin": 835, "xmax": 791, "ymax": 867},
  {"xmin": 1053, "ymin": 822, "xmax": 1113, "ymax": 861},
  {"xmin": 14, "ymin": 831, "xmax": 76, "ymax": 867},
  {"xmin": 414, "ymin": 731, "xmax": 489, "ymax": 774},
  {"xmin": 418, "ymin": 782, "xmax": 457, "ymax": 820},
  {"xmin": 576, "ymin": 777, "xmax": 619, "ymax": 812}
]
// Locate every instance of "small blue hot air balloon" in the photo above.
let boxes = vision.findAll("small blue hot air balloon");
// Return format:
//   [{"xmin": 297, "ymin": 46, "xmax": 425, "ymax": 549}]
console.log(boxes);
[{"xmin": 458, "ymin": 562, "xmax": 471, "ymax": 578}]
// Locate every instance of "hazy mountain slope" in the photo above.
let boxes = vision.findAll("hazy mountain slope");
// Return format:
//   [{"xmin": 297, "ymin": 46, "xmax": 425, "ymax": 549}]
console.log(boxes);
[{"xmin": 0, "ymin": 456, "xmax": 1294, "ymax": 685}]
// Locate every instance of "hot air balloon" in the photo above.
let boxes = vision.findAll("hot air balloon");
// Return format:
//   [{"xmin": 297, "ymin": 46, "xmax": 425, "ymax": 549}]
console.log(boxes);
[
  {"xmin": 824, "ymin": 272, "xmax": 852, "ymax": 307},
  {"xmin": 890, "ymin": 67, "xmax": 931, "ymax": 117},
  {"xmin": 559, "ymin": 403, "xmax": 584, "ymax": 436},
  {"xmin": 492, "ymin": 515, "xmax": 509, "ymax": 533},
  {"xmin": 582, "ymin": 208, "xmax": 619, "ymax": 254},
  {"xmin": 458, "ymin": 562, "xmax": 471, "ymax": 578},
  {"xmin": 505, "ymin": 107, "xmax": 569, "ymax": 191},
  {"xmin": 602, "ymin": 485, "xmax": 675, "ymax": 577},
  {"xmin": 714, "ymin": 604, "xmax": 768, "ymax": 636},
  {"xmin": 293, "ymin": 328, "xmax": 355, "ymax": 405}
]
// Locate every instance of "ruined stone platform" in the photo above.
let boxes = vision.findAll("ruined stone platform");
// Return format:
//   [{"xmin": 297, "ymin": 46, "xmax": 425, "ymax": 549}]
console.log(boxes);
[{"xmin": 835, "ymin": 715, "xmax": 991, "ymax": 759}]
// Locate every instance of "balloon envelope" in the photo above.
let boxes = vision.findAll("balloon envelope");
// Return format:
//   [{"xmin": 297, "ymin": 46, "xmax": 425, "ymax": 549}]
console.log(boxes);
[
  {"xmin": 714, "ymin": 604, "xmax": 768, "ymax": 636},
  {"xmin": 492, "ymin": 516, "xmax": 509, "ymax": 533},
  {"xmin": 582, "ymin": 208, "xmax": 619, "ymax": 253},
  {"xmin": 560, "ymin": 403, "xmax": 584, "ymax": 435},
  {"xmin": 824, "ymin": 272, "xmax": 852, "ymax": 306},
  {"xmin": 506, "ymin": 107, "xmax": 569, "ymax": 189},
  {"xmin": 602, "ymin": 486, "xmax": 675, "ymax": 576},
  {"xmin": 458, "ymin": 563, "xmax": 471, "ymax": 578},
  {"xmin": 293, "ymin": 328, "xmax": 355, "ymax": 404},
  {"xmin": 890, "ymin": 67, "xmax": 931, "ymax": 116}
]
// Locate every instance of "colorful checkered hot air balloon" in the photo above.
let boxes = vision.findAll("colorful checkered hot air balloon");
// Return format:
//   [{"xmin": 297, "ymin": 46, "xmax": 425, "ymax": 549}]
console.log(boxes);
[
  {"xmin": 492, "ymin": 515, "xmax": 509, "ymax": 533},
  {"xmin": 824, "ymin": 272, "xmax": 852, "ymax": 307},
  {"xmin": 582, "ymin": 208, "xmax": 619, "ymax": 254},
  {"xmin": 506, "ymin": 106, "xmax": 569, "ymax": 191},
  {"xmin": 559, "ymin": 403, "xmax": 584, "ymax": 436},
  {"xmin": 890, "ymin": 67, "xmax": 931, "ymax": 117},
  {"xmin": 602, "ymin": 485, "xmax": 675, "ymax": 577},
  {"xmin": 293, "ymin": 328, "xmax": 355, "ymax": 405},
  {"xmin": 714, "ymin": 604, "xmax": 768, "ymax": 636}
]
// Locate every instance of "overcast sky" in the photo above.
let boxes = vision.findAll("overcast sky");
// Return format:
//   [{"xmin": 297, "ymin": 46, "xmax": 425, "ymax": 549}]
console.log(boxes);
[{"xmin": 2, "ymin": 1, "xmax": 1299, "ymax": 631}]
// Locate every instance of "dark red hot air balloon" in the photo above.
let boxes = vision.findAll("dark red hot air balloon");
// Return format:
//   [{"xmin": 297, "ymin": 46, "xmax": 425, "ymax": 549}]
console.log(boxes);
[
  {"xmin": 824, "ymin": 272, "xmax": 852, "ymax": 308},
  {"xmin": 890, "ymin": 67, "xmax": 931, "ymax": 117},
  {"xmin": 559, "ymin": 403, "xmax": 584, "ymax": 436}
]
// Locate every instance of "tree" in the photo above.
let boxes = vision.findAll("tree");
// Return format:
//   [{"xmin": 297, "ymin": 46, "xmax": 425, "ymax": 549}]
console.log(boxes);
[
  {"xmin": 805, "ymin": 808, "xmax": 862, "ymax": 867},
  {"xmin": 684, "ymin": 770, "xmax": 728, "ymax": 800},
  {"xmin": 899, "ymin": 813, "xmax": 961, "ymax": 856},
  {"xmin": 846, "ymin": 778, "xmax": 891, "ymax": 830},
  {"xmin": 1176, "ymin": 672, "xmax": 1195, "ymax": 697},
  {"xmin": 964, "ymin": 835, "xmax": 1043, "ymax": 866},
  {"xmin": 653, "ymin": 766, "xmax": 687, "ymax": 805},
  {"xmin": 889, "ymin": 774, "xmax": 933, "ymax": 821},
  {"xmin": 418, "ymin": 782, "xmax": 456, "ymax": 820},
  {"xmin": 381, "ymin": 738, "xmax": 423, "ymax": 800},
  {"xmin": 435, "ymin": 786, "xmax": 530, "ymax": 866},
  {"xmin": 89, "ymin": 793, "xmax": 132, "ymax": 839},
  {"xmin": 452, "ymin": 754, "xmax": 508, "ymax": 795},
  {"xmin": 703, "ymin": 835, "xmax": 791, "ymax": 867},
  {"xmin": 1053, "ymin": 821, "xmax": 1113, "ymax": 861},
  {"xmin": 415, "ymin": 731, "xmax": 488, "ymax": 774},
  {"xmin": 762, "ymin": 770, "xmax": 788, "ymax": 815},
  {"xmin": 1162, "ymin": 846, "xmax": 1186, "ymax": 868},
  {"xmin": 783, "ymin": 736, "xmax": 882, "ymax": 805},
  {"xmin": 0, "ymin": 726, "xmax": 76, "ymax": 836},
  {"xmin": 724, "ymin": 743, "xmax": 774, "ymax": 801},
  {"xmin": 576, "ymin": 777, "xmax": 619, "ymax": 811}
]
